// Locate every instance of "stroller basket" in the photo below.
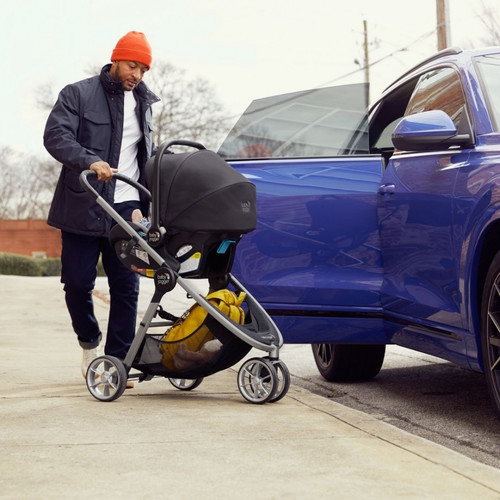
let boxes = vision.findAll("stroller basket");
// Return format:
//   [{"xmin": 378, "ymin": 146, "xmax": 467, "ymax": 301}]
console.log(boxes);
[
  {"xmin": 135, "ymin": 288, "xmax": 253, "ymax": 378},
  {"xmin": 134, "ymin": 327, "xmax": 252, "ymax": 380}
]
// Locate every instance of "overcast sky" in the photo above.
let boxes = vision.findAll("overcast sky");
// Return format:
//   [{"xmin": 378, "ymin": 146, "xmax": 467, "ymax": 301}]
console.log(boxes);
[{"xmin": 1, "ymin": 0, "xmax": 497, "ymax": 158}]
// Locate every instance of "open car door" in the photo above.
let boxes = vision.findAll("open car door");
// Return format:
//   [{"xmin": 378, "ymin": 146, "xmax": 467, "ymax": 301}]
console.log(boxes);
[{"xmin": 219, "ymin": 84, "xmax": 386, "ymax": 346}]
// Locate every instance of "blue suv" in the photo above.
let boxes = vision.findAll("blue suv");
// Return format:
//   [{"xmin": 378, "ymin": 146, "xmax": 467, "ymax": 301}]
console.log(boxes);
[{"xmin": 219, "ymin": 47, "xmax": 500, "ymax": 418}]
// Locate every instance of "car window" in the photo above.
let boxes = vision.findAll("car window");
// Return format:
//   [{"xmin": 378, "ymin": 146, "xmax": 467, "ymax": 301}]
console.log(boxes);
[
  {"xmin": 475, "ymin": 53, "xmax": 500, "ymax": 131},
  {"xmin": 218, "ymin": 84, "xmax": 369, "ymax": 159},
  {"xmin": 404, "ymin": 67, "xmax": 467, "ymax": 129},
  {"xmin": 368, "ymin": 76, "xmax": 419, "ymax": 164}
]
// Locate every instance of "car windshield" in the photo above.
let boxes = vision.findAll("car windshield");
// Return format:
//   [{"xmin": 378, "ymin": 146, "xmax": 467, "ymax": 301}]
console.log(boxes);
[
  {"xmin": 475, "ymin": 53, "xmax": 500, "ymax": 131},
  {"xmin": 218, "ymin": 83, "xmax": 369, "ymax": 159}
]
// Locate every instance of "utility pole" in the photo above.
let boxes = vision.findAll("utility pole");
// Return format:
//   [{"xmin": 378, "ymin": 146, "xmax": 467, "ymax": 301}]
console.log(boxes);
[
  {"xmin": 436, "ymin": 0, "xmax": 450, "ymax": 50},
  {"xmin": 363, "ymin": 19, "xmax": 370, "ymax": 107}
]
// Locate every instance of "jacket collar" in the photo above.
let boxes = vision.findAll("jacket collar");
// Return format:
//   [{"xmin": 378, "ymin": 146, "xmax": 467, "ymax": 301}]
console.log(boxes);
[
  {"xmin": 100, "ymin": 64, "xmax": 123, "ymax": 95},
  {"xmin": 99, "ymin": 64, "xmax": 160, "ymax": 105}
]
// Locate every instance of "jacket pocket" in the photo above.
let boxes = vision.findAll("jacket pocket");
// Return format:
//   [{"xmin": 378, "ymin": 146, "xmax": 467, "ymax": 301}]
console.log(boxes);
[
  {"xmin": 79, "ymin": 111, "xmax": 111, "ymax": 152},
  {"xmin": 63, "ymin": 167, "xmax": 94, "ymax": 194}
]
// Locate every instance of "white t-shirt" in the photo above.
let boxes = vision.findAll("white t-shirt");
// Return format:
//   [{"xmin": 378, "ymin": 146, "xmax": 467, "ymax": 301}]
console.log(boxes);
[{"xmin": 113, "ymin": 90, "xmax": 143, "ymax": 203}]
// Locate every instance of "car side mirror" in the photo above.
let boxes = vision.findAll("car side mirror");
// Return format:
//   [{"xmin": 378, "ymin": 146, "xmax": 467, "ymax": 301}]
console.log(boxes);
[{"xmin": 391, "ymin": 109, "xmax": 473, "ymax": 151}]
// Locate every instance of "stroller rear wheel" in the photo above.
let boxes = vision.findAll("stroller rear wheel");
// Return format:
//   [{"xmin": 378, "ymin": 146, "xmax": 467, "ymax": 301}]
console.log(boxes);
[
  {"xmin": 86, "ymin": 356, "xmax": 128, "ymax": 402},
  {"xmin": 168, "ymin": 377, "xmax": 204, "ymax": 391},
  {"xmin": 237, "ymin": 357, "xmax": 278, "ymax": 404}
]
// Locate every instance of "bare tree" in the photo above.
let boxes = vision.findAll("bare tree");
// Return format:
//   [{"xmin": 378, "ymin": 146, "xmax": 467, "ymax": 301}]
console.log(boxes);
[
  {"xmin": 38, "ymin": 60, "xmax": 231, "ymax": 149},
  {"xmin": 0, "ymin": 147, "xmax": 19, "ymax": 218},
  {"xmin": 147, "ymin": 61, "xmax": 230, "ymax": 150},
  {"xmin": 29, "ymin": 157, "xmax": 61, "ymax": 218},
  {"xmin": 35, "ymin": 82, "xmax": 56, "ymax": 112},
  {"xmin": 81, "ymin": 60, "xmax": 231, "ymax": 150},
  {"xmin": 478, "ymin": 1, "xmax": 500, "ymax": 45},
  {"xmin": 5, "ymin": 59, "xmax": 231, "ymax": 219},
  {"xmin": 0, "ymin": 147, "xmax": 59, "ymax": 219}
]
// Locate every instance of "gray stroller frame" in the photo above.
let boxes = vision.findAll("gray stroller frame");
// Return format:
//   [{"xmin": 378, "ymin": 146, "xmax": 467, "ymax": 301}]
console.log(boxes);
[{"xmin": 79, "ymin": 140, "xmax": 290, "ymax": 404}]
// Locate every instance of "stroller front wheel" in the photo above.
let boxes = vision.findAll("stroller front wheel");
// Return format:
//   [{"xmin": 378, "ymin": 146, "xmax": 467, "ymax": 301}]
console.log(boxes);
[
  {"xmin": 86, "ymin": 356, "xmax": 128, "ymax": 402},
  {"xmin": 237, "ymin": 357, "xmax": 278, "ymax": 404}
]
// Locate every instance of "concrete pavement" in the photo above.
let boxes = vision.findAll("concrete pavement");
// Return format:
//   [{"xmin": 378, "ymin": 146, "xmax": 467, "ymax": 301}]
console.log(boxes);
[{"xmin": 1, "ymin": 275, "xmax": 499, "ymax": 499}]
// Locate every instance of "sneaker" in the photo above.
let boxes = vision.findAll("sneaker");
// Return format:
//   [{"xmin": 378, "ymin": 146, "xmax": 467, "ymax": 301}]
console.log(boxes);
[
  {"xmin": 131, "ymin": 209, "xmax": 143, "ymax": 223},
  {"xmin": 131, "ymin": 209, "xmax": 151, "ymax": 229},
  {"xmin": 81, "ymin": 346, "xmax": 102, "ymax": 378}
]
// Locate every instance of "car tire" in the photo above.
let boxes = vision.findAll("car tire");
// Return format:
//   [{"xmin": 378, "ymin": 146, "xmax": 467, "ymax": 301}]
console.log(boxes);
[
  {"xmin": 480, "ymin": 250, "xmax": 500, "ymax": 418},
  {"xmin": 311, "ymin": 343, "xmax": 385, "ymax": 382}
]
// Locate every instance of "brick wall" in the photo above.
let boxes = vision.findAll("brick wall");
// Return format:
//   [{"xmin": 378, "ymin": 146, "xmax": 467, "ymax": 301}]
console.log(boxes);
[{"xmin": 0, "ymin": 219, "xmax": 61, "ymax": 258}]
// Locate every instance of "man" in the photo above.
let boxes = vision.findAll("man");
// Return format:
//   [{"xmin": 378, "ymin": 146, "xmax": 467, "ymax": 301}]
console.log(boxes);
[{"xmin": 44, "ymin": 31, "xmax": 159, "ymax": 383}]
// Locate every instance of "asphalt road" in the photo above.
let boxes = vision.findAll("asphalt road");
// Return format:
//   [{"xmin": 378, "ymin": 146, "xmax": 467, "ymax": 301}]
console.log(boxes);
[{"xmin": 279, "ymin": 343, "xmax": 500, "ymax": 469}]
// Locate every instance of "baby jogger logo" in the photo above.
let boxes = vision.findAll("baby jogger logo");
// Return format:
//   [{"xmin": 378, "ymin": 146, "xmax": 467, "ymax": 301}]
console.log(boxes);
[
  {"xmin": 147, "ymin": 228, "xmax": 165, "ymax": 246},
  {"xmin": 154, "ymin": 267, "xmax": 176, "ymax": 292}
]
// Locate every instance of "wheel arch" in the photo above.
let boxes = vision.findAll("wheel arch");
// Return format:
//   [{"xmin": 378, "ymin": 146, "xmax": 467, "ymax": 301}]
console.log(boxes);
[
  {"xmin": 471, "ymin": 219, "xmax": 500, "ymax": 371},
  {"xmin": 476, "ymin": 223, "xmax": 500, "ymax": 309}
]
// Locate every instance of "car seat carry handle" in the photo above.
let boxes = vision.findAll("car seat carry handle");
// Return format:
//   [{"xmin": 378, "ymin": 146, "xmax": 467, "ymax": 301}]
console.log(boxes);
[
  {"xmin": 159, "ymin": 140, "xmax": 206, "ymax": 151},
  {"xmin": 150, "ymin": 139, "xmax": 207, "ymax": 242}
]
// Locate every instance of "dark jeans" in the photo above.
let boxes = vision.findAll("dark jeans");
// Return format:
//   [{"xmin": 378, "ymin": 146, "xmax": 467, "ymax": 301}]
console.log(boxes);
[{"xmin": 61, "ymin": 201, "xmax": 140, "ymax": 359}]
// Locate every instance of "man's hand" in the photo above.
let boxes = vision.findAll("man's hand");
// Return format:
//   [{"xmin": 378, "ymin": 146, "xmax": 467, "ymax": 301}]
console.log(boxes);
[{"xmin": 90, "ymin": 161, "xmax": 118, "ymax": 182}]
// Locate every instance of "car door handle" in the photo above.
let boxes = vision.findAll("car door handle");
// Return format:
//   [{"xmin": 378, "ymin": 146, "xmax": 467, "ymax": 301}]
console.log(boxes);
[{"xmin": 378, "ymin": 184, "xmax": 395, "ymax": 195}]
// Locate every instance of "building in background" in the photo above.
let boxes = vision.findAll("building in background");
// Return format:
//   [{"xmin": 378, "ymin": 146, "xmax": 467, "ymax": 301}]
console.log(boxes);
[{"xmin": 0, "ymin": 219, "xmax": 61, "ymax": 258}]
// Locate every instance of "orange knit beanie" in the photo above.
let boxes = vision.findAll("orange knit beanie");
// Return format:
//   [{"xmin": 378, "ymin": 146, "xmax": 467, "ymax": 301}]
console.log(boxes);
[{"xmin": 111, "ymin": 31, "xmax": 152, "ymax": 68}]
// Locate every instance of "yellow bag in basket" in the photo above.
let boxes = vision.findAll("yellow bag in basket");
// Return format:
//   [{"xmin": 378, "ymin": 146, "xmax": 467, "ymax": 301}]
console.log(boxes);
[{"xmin": 160, "ymin": 289, "xmax": 246, "ymax": 371}]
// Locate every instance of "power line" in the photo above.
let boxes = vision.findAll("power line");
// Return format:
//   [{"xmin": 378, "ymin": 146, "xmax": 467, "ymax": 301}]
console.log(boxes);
[
  {"xmin": 223, "ymin": 27, "xmax": 438, "ymax": 122},
  {"xmin": 317, "ymin": 27, "xmax": 437, "ymax": 88}
]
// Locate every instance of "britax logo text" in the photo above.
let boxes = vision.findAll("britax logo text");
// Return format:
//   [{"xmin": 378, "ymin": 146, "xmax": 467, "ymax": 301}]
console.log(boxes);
[{"xmin": 241, "ymin": 201, "xmax": 251, "ymax": 213}]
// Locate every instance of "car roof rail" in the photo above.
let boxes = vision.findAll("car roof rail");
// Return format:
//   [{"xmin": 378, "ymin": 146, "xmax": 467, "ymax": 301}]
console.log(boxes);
[{"xmin": 383, "ymin": 47, "xmax": 463, "ymax": 92}]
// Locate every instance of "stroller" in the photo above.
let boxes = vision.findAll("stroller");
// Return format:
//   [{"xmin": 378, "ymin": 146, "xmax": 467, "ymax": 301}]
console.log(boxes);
[{"xmin": 79, "ymin": 140, "xmax": 289, "ymax": 404}]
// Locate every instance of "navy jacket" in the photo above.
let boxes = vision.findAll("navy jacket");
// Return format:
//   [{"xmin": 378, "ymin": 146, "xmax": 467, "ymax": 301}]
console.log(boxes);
[{"xmin": 44, "ymin": 64, "xmax": 160, "ymax": 236}]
